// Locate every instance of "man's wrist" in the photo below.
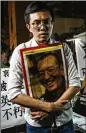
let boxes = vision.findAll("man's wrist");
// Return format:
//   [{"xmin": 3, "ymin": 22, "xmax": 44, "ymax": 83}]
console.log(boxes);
[{"xmin": 40, "ymin": 102, "xmax": 55, "ymax": 112}]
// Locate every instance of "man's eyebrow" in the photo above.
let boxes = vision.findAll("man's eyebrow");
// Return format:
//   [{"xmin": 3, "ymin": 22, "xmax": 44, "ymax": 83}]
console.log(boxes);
[
  {"xmin": 39, "ymin": 66, "xmax": 57, "ymax": 72},
  {"xmin": 33, "ymin": 18, "xmax": 51, "ymax": 22}
]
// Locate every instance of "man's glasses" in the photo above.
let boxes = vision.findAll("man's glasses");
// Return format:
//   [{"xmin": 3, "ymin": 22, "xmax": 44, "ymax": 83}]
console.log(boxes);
[
  {"xmin": 30, "ymin": 19, "xmax": 52, "ymax": 30},
  {"xmin": 39, "ymin": 66, "xmax": 59, "ymax": 79}
]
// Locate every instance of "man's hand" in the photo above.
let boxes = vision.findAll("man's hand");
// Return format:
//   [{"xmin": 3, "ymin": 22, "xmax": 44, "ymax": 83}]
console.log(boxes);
[
  {"xmin": 30, "ymin": 99, "xmax": 69, "ymax": 120},
  {"xmin": 52, "ymin": 99, "xmax": 69, "ymax": 111},
  {"xmin": 30, "ymin": 111, "xmax": 48, "ymax": 120}
]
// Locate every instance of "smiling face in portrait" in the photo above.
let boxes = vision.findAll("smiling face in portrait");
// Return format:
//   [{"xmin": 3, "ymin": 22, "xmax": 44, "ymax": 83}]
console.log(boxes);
[
  {"xmin": 26, "ymin": 11, "xmax": 53, "ymax": 44},
  {"xmin": 37, "ymin": 55, "xmax": 62, "ymax": 91}
]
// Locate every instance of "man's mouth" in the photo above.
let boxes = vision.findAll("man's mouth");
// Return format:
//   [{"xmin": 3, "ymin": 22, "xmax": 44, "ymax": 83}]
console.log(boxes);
[
  {"xmin": 46, "ymin": 82, "xmax": 55, "ymax": 89},
  {"xmin": 40, "ymin": 33, "xmax": 48, "ymax": 35},
  {"xmin": 43, "ymin": 78, "xmax": 55, "ymax": 87},
  {"xmin": 46, "ymin": 80, "xmax": 54, "ymax": 86}
]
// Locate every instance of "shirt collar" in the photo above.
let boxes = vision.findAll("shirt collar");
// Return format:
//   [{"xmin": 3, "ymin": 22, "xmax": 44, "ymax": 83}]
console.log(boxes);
[{"xmin": 31, "ymin": 37, "xmax": 56, "ymax": 46}]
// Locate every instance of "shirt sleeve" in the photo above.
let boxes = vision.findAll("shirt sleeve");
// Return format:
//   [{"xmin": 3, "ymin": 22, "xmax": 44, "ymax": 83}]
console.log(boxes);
[
  {"xmin": 64, "ymin": 43, "xmax": 81, "ymax": 87},
  {"xmin": 7, "ymin": 46, "xmax": 23, "ymax": 100}
]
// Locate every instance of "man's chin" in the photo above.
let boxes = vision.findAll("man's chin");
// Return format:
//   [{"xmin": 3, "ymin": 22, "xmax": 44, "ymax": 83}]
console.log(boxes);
[
  {"xmin": 39, "ymin": 40, "xmax": 48, "ymax": 44},
  {"xmin": 38, "ymin": 37, "xmax": 49, "ymax": 44},
  {"xmin": 45, "ymin": 85, "xmax": 58, "ymax": 91}
]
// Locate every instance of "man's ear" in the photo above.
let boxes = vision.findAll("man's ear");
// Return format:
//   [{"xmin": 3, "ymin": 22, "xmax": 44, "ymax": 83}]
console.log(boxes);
[{"xmin": 26, "ymin": 24, "xmax": 30, "ymax": 31}]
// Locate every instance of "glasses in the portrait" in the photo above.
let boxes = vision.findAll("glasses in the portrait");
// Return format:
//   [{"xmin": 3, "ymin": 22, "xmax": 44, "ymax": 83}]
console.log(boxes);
[
  {"xmin": 39, "ymin": 66, "xmax": 59, "ymax": 79},
  {"xmin": 30, "ymin": 19, "xmax": 52, "ymax": 30}
]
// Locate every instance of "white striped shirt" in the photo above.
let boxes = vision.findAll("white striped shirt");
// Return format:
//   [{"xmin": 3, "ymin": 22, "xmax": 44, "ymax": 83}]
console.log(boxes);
[{"xmin": 7, "ymin": 38, "xmax": 81, "ymax": 127}]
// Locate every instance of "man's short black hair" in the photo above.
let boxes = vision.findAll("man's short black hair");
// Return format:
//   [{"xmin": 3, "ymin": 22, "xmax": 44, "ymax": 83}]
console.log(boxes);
[
  {"xmin": 24, "ymin": 1, "xmax": 54, "ymax": 24},
  {"xmin": 37, "ymin": 52, "xmax": 63, "ymax": 67}
]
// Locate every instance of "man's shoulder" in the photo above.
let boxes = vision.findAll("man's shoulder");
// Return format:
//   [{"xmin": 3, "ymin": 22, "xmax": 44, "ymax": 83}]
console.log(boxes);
[
  {"xmin": 12, "ymin": 39, "xmax": 33, "ymax": 55},
  {"xmin": 16, "ymin": 39, "xmax": 32, "ymax": 50},
  {"xmin": 10, "ymin": 39, "xmax": 33, "ymax": 61}
]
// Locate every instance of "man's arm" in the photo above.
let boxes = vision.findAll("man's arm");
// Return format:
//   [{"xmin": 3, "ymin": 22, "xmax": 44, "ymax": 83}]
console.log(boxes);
[
  {"xmin": 54, "ymin": 86, "xmax": 80, "ymax": 107},
  {"xmin": 11, "ymin": 90, "xmax": 69, "ymax": 113},
  {"xmin": 11, "ymin": 92, "xmax": 53, "ymax": 112},
  {"xmin": 54, "ymin": 43, "xmax": 81, "ymax": 106},
  {"xmin": 29, "ymin": 86, "xmax": 80, "ymax": 119}
]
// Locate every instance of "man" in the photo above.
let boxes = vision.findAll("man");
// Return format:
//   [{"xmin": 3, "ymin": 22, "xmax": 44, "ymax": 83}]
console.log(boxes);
[
  {"xmin": 1, "ymin": 42, "xmax": 10, "ymax": 68},
  {"xmin": 7, "ymin": 2, "xmax": 81, "ymax": 133}
]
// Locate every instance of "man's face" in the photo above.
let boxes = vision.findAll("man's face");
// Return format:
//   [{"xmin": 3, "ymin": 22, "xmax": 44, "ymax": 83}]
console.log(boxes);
[
  {"xmin": 1, "ymin": 52, "xmax": 9, "ymax": 65},
  {"xmin": 27, "ymin": 11, "xmax": 53, "ymax": 44},
  {"xmin": 37, "ymin": 55, "xmax": 62, "ymax": 91}
]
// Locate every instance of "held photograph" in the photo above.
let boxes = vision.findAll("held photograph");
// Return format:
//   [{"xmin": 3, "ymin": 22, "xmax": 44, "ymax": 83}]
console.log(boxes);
[{"xmin": 20, "ymin": 43, "xmax": 68, "ymax": 102}]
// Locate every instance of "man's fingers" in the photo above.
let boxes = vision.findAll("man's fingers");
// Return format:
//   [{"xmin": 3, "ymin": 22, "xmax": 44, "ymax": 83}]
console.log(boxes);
[
  {"xmin": 61, "ymin": 100, "xmax": 69, "ymax": 105},
  {"xmin": 53, "ymin": 100, "xmax": 69, "ymax": 111},
  {"xmin": 30, "ymin": 111, "xmax": 40, "ymax": 116},
  {"xmin": 30, "ymin": 114, "xmax": 41, "ymax": 119},
  {"xmin": 30, "ymin": 111, "xmax": 41, "ymax": 119},
  {"xmin": 30, "ymin": 111, "xmax": 48, "ymax": 120}
]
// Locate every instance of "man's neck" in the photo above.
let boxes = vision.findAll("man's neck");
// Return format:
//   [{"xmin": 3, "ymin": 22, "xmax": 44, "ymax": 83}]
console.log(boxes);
[{"xmin": 35, "ymin": 39, "xmax": 51, "ymax": 46}]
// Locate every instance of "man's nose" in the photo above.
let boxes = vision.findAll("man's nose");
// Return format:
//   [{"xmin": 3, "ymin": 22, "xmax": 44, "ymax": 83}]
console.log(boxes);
[
  {"xmin": 40, "ymin": 23, "xmax": 47, "ymax": 30},
  {"xmin": 44, "ymin": 71, "xmax": 50, "ymax": 79}
]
